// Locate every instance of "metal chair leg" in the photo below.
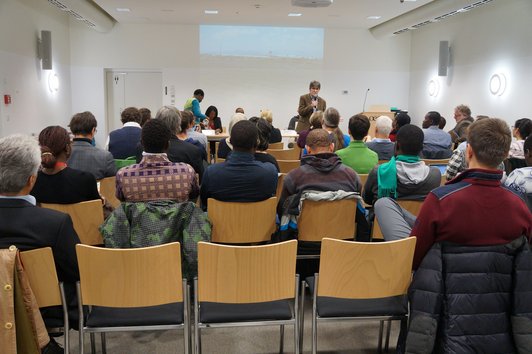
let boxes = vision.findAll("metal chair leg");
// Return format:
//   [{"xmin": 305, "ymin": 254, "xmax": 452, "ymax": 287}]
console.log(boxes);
[
  {"xmin": 384, "ymin": 320, "xmax": 392, "ymax": 352},
  {"xmin": 194, "ymin": 278, "xmax": 200, "ymax": 354},
  {"xmin": 311, "ymin": 276, "xmax": 318, "ymax": 354},
  {"xmin": 279, "ymin": 324, "xmax": 285, "ymax": 354},
  {"xmin": 378, "ymin": 320, "xmax": 384, "ymax": 353},
  {"xmin": 101, "ymin": 333, "xmax": 107, "ymax": 354},
  {"xmin": 90, "ymin": 333, "xmax": 96, "ymax": 354},
  {"xmin": 299, "ymin": 280, "xmax": 305, "ymax": 352}
]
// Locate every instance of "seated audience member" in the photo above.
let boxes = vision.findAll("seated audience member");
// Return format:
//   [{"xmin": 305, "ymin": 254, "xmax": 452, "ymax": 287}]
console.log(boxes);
[
  {"xmin": 297, "ymin": 110, "xmax": 323, "ymax": 152},
  {"xmin": 365, "ymin": 115, "xmax": 395, "ymax": 160},
  {"xmin": 421, "ymin": 111, "xmax": 452, "ymax": 159},
  {"xmin": 449, "ymin": 104, "xmax": 474, "ymax": 147},
  {"xmin": 438, "ymin": 116, "xmax": 447, "ymax": 130},
  {"xmin": 151, "ymin": 106, "xmax": 204, "ymax": 182},
  {"xmin": 200, "ymin": 120, "xmax": 277, "ymax": 210},
  {"xmin": 31, "ymin": 126, "xmax": 100, "ymax": 204},
  {"xmin": 389, "ymin": 112, "xmax": 411, "ymax": 142},
  {"xmin": 278, "ymin": 128, "xmax": 362, "ymax": 214},
  {"xmin": 235, "ymin": 107, "xmax": 245, "ymax": 114},
  {"xmin": 248, "ymin": 117, "xmax": 280, "ymax": 171},
  {"xmin": 184, "ymin": 110, "xmax": 208, "ymax": 149},
  {"xmin": 204, "ymin": 105, "xmax": 222, "ymax": 133},
  {"xmin": 107, "ymin": 107, "xmax": 142, "ymax": 159},
  {"xmin": 509, "ymin": 118, "xmax": 531, "ymax": 159},
  {"xmin": 177, "ymin": 110, "xmax": 207, "ymax": 161},
  {"xmin": 139, "ymin": 107, "xmax": 151, "ymax": 127},
  {"xmin": 374, "ymin": 118, "xmax": 531, "ymax": 256},
  {"xmin": 288, "ymin": 115, "xmax": 299, "ymax": 130},
  {"xmin": 217, "ymin": 112, "xmax": 247, "ymax": 159},
  {"xmin": 0, "ymin": 134, "xmax": 80, "ymax": 353},
  {"xmin": 363, "ymin": 124, "xmax": 441, "ymax": 206},
  {"xmin": 505, "ymin": 135, "xmax": 532, "ymax": 212},
  {"xmin": 323, "ymin": 107, "xmax": 350, "ymax": 151},
  {"xmin": 67, "ymin": 111, "xmax": 116, "ymax": 180},
  {"xmin": 260, "ymin": 109, "xmax": 282, "ymax": 143},
  {"xmin": 116, "ymin": 119, "xmax": 198, "ymax": 203},
  {"xmin": 336, "ymin": 114, "xmax": 378, "ymax": 174}
]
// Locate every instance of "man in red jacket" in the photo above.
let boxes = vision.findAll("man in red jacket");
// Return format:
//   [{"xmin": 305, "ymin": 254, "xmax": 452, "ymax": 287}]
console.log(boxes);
[{"xmin": 375, "ymin": 118, "xmax": 531, "ymax": 269}]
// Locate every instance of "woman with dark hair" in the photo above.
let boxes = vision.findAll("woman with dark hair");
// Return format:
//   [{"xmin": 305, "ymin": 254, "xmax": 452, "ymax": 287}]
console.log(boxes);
[
  {"xmin": 30, "ymin": 125, "xmax": 100, "ymax": 204},
  {"xmin": 509, "ymin": 118, "xmax": 532, "ymax": 159},
  {"xmin": 248, "ymin": 117, "xmax": 280, "ymax": 172},
  {"xmin": 389, "ymin": 113, "xmax": 411, "ymax": 142},
  {"xmin": 204, "ymin": 105, "xmax": 222, "ymax": 133},
  {"xmin": 323, "ymin": 107, "xmax": 350, "ymax": 151}
]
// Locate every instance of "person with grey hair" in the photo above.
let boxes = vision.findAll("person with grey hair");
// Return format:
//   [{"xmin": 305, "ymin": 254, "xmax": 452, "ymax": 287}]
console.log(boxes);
[
  {"xmin": 366, "ymin": 115, "xmax": 395, "ymax": 160},
  {"xmin": 136, "ymin": 105, "xmax": 204, "ymax": 181},
  {"xmin": 0, "ymin": 135, "xmax": 81, "ymax": 352}
]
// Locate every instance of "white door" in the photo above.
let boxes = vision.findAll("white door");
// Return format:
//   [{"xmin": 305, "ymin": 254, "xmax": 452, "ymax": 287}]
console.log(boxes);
[{"xmin": 105, "ymin": 71, "xmax": 163, "ymax": 133}]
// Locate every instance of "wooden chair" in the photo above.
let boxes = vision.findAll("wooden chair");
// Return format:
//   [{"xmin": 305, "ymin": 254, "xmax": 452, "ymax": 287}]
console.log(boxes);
[
  {"xmin": 98, "ymin": 176, "xmax": 120, "ymax": 209},
  {"xmin": 40, "ymin": 200, "xmax": 104, "ymax": 245},
  {"xmin": 277, "ymin": 159, "xmax": 300, "ymax": 174},
  {"xmin": 307, "ymin": 237, "xmax": 416, "ymax": 354},
  {"xmin": 20, "ymin": 248, "xmax": 70, "ymax": 353},
  {"xmin": 267, "ymin": 147, "xmax": 301, "ymax": 160},
  {"xmin": 358, "ymin": 173, "xmax": 369, "ymax": 186},
  {"xmin": 372, "ymin": 200, "xmax": 424, "ymax": 241},
  {"xmin": 195, "ymin": 240, "xmax": 299, "ymax": 354},
  {"xmin": 75, "ymin": 243, "xmax": 189, "ymax": 354},
  {"xmin": 421, "ymin": 158, "xmax": 450, "ymax": 166},
  {"xmin": 207, "ymin": 197, "xmax": 277, "ymax": 244},
  {"xmin": 213, "ymin": 141, "xmax": 220, "ymax": 163},
  {"xmin": 268, "ymin": 142, "xmax": 284, "ymax": 149},
  {"xmin": 276, "ymin": 173, "xmax": 285, "ymax": 201},
  {"xmin": 298, "ymin": 199, "xmax": 357, "ymax": 243}
]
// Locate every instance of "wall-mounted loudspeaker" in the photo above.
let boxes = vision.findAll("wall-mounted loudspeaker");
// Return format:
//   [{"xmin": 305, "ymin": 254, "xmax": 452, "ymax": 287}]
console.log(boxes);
[
  {"xmin": 39, "ymin": 30, "xmax": 52, "ymax": 70},
  {"xmin": 438, "ymin": 40, "xmax": 449, "ymax": 77}
]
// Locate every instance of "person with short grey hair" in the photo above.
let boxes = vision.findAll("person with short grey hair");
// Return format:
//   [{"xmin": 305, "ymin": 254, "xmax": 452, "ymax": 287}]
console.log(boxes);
[
  {"xmin": 155, "ymin": 105, "xmax": 182, "ymax": 135},
  {"xmin": 366, "ymin": 115, "xmax": 395, "ymax": 160},
  {"xmin": 0, "ymin": 134, "xmax": 81, "ymax": 351}
]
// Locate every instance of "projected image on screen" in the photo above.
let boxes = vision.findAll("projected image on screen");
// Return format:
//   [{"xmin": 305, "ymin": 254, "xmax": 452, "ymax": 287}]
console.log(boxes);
[{"xmin": 200, "ymin": 25, "xmax": 324, "ymax": 60}]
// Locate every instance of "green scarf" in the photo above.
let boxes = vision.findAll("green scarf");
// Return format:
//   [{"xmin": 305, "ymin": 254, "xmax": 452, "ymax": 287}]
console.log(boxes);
[{"xmin": 377, "ymin": 155, "xmax": 420, "ymax": 198}]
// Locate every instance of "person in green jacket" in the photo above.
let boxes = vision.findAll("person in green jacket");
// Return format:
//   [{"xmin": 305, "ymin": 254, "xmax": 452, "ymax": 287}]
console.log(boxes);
[
  {"xmin": 336, "ymin": 114, "xmax": 378, "ymax": 174},
  {"xmin": 184, "ymin": 88, "xmax": 207, "ymax": 124}
]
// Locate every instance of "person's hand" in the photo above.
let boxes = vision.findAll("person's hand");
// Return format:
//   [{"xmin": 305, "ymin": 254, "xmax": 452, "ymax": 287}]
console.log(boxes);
[{"xmin": 311, "ymin": 100, "xmax": 318, "ymax": 108}]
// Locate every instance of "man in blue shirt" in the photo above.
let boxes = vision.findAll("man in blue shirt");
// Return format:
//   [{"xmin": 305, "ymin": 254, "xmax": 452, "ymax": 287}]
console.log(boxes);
[
  {"xmin": 200, "ymin": 120, "xmax": 278, "ymax": 210},
  {"xmin": 422, "ymin": 111, "xmax": 452, "ymax": 159},
  {"xmin": 184, "ymin": 89, "xmax": 207, "ymax": 124}
]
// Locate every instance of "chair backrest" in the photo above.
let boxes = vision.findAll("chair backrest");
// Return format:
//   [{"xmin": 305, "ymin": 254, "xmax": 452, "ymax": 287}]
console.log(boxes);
[
  {"xmin": 19, "ymin": 247, "xmax": 62, "ymax": 308},
  {"xmin": 76, "ymin": 243, "xmax": 183, "ymax": 307},
  {"xmin": 114, "ymin": 157, "xmax": 137, "ymax": 170},
  {"xmin": 318, "ymin": 237, "xmax": 416, "ymax": 299},
  {"xmin": 267, "ymin": 148, "xmax": 301, "ymax": 160},
  {"xmin": 268, "ymin": 142, "xmax": 284, "ymax": 149},
  {"xmin": 358, "ymin": 174, "xmax": 369, "ymax": 186},
  {"xmin": 98, "ymin": 176, "xmax": 120, "ymax": 209},
  {"xmin": 207, "ymin": 197, "xmax": 277, "ymax": 244},
  {"xmin": 40, "ymin": 200, "xmax": 104, "ymax": 245},
  {"xmin": 422, "ymin": 158, "xmax": 450, "ymax": 166},
  {"xmin": 197, "ymin": 240, "xmax": 297, "ymax": 303},
  {"xmin": 276, "ymin": 174, "xmax": 285, "ymax": 201},
  {"xmin": 298, "ymin": 199, "xmax": 357, "ymax": 242},
  {"xmin": 277, "ymin": 160, "xmax": 300, "ymax": 174},
  {"xmin": 372, "ymin": 199, "xmax": 424, "ymax": 240}
]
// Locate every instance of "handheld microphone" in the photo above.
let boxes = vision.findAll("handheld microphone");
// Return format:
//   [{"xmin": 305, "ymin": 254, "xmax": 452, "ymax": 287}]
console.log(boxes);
[{"xmin": 362, "ymin": 88, "xmax": 370, "ymax": 112}]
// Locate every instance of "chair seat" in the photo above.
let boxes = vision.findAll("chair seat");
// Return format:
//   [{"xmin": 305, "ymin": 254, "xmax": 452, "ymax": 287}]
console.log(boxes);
[
  {"xmin": 306, "ymin": 276, "xmax": 408, "ymax": 318},
  {"xmin": 199, "ymin": 300, "xmax": 292, "ymax": 324},
  {"xmin": 86, "ymin": 302, "xmax": 183, "ymax": 327}
]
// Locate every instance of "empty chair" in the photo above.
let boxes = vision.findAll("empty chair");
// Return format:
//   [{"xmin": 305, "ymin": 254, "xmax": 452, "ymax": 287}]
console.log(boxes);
[
  {"xmin": 307, "ymin": 237, "xmax": 416, "ymax": 353},
  {"xmin": 20, "ymin": 247, "xmax": 70, "ymax": 353},
  {"xmin": 40, "ymin": 200, "xmax": 104, "ymax": 245},
  {"xmin": 75, "ymin": 242, "xmax": 189, "ymax": 354},
  {"xmin": 207, "ymin": 197, "xmax": 277, "ymax": 244},
  {"xmin": 194, "ymin": 240, "xmax": 299, "ymax": 354},
  {"xmin": 277, "ymin": 159, "xmax": 300, "ymax": 174},
  {"xmin": 267, "ymin": 147, "xmax": 301, "ymax": 160},
  {"xmin": 98, "ymin": 176, "xmax": 120, "ymax": 209}
]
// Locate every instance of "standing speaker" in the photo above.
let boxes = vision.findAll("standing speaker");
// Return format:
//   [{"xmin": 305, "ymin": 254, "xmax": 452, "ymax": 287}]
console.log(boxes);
[
  {"xmin": 438, "ymin": 40, "xmax": 449, "ymax": 77},
  {"xmin": 40, "ymin": 30, "xmax": 52, "ymax": 70}
]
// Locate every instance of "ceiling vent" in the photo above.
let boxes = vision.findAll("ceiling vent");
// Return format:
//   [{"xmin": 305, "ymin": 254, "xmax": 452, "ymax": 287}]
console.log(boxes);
[
  {"xmin": 370, "ymin": 0, "xmax": 495, "ymax": 38},
  {"xmin": 291, "ymin": 0, "xmax": 333, "ymax": 8},
  {"xmin": 48, "ymin": 0, "xmax": 115, "ymax": 33}
]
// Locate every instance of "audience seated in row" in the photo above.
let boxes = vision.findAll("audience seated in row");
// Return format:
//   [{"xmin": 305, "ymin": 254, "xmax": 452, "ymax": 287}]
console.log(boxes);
[
  {"xmin": 116, "ymin": 119, "xmax": 199, "ymax": 203},
  {"xmin": 178, "ymin": 110, "xmax": 208, "ymax": 161},
  {"xmin": 365, "ymin": 115, "xmax": 394, "ymax": 160},
  {"xmin": 108, "ymin": 107, "xmax": 142, "ymax": 159},
  {"xmin": 388, "ymin": 112, "xmax": 411, "ymax": 142},
  {"xmin": 336, "ymin": 114, "xmax": 378, "ymax": 174},
  {"xmin": 509, "ymin": 117, "xmax": 531, "ymax": 159},
  {"xmin": 67, "ymin": 111, "xmax": 116, "ymax": 180},
  {"xmin": 297, "ymin": 110, "xmax": 323, "ymax": 152},
  {"xmin": 217, "ymin": 112, "xmax": 247, "ymax": 159},
  {"xmin": 363, "ymin": 124, "xmax": 441, "ymax": 206},
  {"xmin": 421, "ymin": 111, "xmax": 452, "ymax": 159},
  {"xmin": 260, "ymin": 109, "xmax": 282, "ymax": 144},
  {"xmin": 448, "ymin": 104, "xmax": 474, "ymax": 147},
  {"xmin": 322, "ymin": 107, "xmax": 350, "ymax": 151},
  {"xmin": 201, "ymin": 120, "xmax": 278, "ymax": 211},
  {"xmin": 504, "ymin": 134, "xmax": 532, "ymax": 212},
  {"xmin": 31, "ymin": 125, "xmax": 100, "ymax": 204},
  {"xmin": 248, "ymin": 117, "xmax": 280, "ymax": 172}
]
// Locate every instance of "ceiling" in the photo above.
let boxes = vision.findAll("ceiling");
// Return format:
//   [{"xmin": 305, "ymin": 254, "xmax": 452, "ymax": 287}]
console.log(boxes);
[{"xmin": 92, "ymin": 0, "xmax": 435, "ymax": 29}]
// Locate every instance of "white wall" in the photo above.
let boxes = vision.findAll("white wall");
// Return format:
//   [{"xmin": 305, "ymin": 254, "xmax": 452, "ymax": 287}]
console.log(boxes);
[
  {"xmin": 0, "ymin": 0, "xmax": 72, "ymax": 137},
  {"xmin": 69, "ymin": 21, "xmax": 412, "ymax": 138},
  {"xmin": 408, "ymin": 0, "xmax": 532, "ymax": 129}
]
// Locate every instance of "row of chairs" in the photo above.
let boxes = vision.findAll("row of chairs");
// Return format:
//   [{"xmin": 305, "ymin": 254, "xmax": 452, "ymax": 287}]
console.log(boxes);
[{"xmin": 23, "ymin": 236, "xmax": 416, "ymax": 353}]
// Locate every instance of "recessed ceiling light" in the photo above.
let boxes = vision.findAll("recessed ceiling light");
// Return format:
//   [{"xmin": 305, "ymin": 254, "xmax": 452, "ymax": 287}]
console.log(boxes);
[
  {"xmin": 116, "ymin": 8, "xmax": 130, "ymax": 12},
  {"xmin": 367, "ymin": 16, "xmax": 381, "ymax": 20},
  {"xmin": 205, "ymin": 10, "xmax": 219, "ymax": 15},
  {"xmin": 288, "ymin": 13, "xmax": 302, "ymax": 17}
]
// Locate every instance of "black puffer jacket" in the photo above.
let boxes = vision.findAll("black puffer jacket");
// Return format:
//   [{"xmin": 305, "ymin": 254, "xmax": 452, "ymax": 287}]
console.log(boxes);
[{"xmin": 405, "ymin": 237, "xmax": 532, "ymax": 354}]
